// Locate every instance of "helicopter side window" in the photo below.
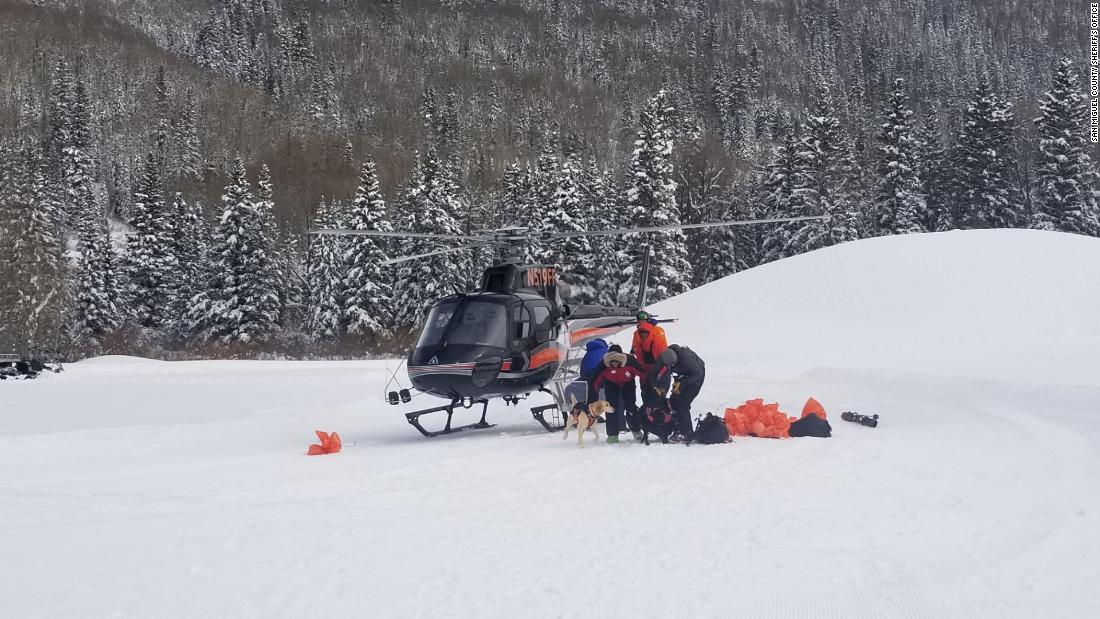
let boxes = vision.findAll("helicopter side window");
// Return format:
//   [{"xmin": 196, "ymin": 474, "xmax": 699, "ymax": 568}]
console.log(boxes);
[
  {"xmin": 512, "ymin": 305, "xmax": 532, "ymax": 344},
  {"xmin": 530, "ymin": 304, "xmax": 555, "ymax": 342}
]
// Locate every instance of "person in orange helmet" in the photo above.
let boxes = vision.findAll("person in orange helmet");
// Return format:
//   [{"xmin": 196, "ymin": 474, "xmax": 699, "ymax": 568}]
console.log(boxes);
[{"xmin": 630, "ymin": 310, "xmax": 668, "ymax": 372}]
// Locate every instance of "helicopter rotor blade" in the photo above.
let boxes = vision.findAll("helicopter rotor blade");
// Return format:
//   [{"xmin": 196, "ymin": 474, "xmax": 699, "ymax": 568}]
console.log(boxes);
[
  {"xmin": 380, "ymin": 242, "xmax": 490, "ymax": 266},
  {"xmin": 542, "ymin": 214, "xmax": 832, "ymax": 239},
  {"xmin": 311, "ymin": 228, "xmax": 495, "ymax": 242}
]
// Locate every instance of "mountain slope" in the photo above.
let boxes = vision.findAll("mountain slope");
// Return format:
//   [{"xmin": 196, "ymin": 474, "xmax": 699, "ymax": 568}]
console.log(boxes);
[{"xmin": 657, "ymin": 229, "xmax": 1100, "ymax": 386}]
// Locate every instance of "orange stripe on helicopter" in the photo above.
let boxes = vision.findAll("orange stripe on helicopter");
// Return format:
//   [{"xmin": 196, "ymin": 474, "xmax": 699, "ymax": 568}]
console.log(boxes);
[
  {"xmin": 569, "ymin": 326, "xmax": 627, "ymax": 346},
  {"xmin": 528, "ymin": 345, "xmax": 565, "ymax": 370}
]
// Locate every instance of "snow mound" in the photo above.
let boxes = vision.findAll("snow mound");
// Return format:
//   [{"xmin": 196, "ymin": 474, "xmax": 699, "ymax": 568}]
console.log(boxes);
[
  {"xmin": 655, "ymin": 229, "xmax": 1100, "ymax": 386},
  {"xmin": 74, "ymin": 355, "xmax": 166, "ymax": 365}
]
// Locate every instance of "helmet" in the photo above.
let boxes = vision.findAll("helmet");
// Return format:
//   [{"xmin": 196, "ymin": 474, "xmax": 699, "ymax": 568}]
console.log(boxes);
[{"xmin": 636, "ymin": 310, "xmax": 650, "ymax": 322}]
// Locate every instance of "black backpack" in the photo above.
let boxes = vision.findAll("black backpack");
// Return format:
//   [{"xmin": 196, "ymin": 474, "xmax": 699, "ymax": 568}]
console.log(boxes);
[
  {"xmin": 694, "ymin": 413, "xmax": 730, "ymax": 444},
  {"xmin": 788, "ymin": 414, "xmax": 832, "ymax": 438}
]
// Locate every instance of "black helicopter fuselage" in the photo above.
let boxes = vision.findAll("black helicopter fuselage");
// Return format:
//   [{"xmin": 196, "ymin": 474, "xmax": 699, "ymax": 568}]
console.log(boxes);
[{"xmin": 407, "ymin": 291, "xmax": 566, "ymax": 401}]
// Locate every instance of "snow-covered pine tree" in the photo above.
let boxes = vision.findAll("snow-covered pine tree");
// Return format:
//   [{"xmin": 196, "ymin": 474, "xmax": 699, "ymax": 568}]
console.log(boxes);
[
  {"xmin": 45, "ymin": 59, "xmax": 74, "ymax": 176},
  {"xmin": 186, "ymin": 158, "xmax": 280, "ymax": 345},
  {"xmin": 788, "ymin": 85, "xmax": 862, "ymax": 253},
  {"xmin": 152, "ymin": 66, "xmax": 172, "ymax": 169},
  {"xmin": 60, "ymin": 75, "xmax": 99, "ymax": 235},
  {"xmin": 953, "ymin": 78, "xmax": 1023, "ymax": 229},
  {"xmin": 540, "ymin": 151, "xmax": 594, "ymax": 303},
  {"xmin": 306, "ymin": 198, "xmax": 346, "ymax": 341},
  {"xmin": 872, "ymin": 79, "xmax": 927, "ymax": 235},
  {"xmin": 499, "ymin": 160, "xmax": 532, "ymax": 229},
  {"xmin": 621, "ymin": 89, "xmax": 692, "ymax": 304},
  {"xmin": 583, "ymin": 157, "xmax": 624, "ymax": 307},
  {"xmin": 125, "ymin": 153, "xmax": 179, "ymax": 329},
  {"xmin": 342, "ymin": 160, "xmax": 395, "ymax": 340},
  {"xmin": 525, "ymin": 136, "xmax": 560, "ymax": 263},
  {"xmin": 255, "ymin": 164, "xmax": 287, "ymax": 327},
  {"xmin": 390, "ymin": 149, "xmax": 469, "ymax": 331},
  {"xmin": 704, "ymin": 188, "xmax": 759, "ymax": 283},
  {"xmin": 1033, "ymin": 57, "xmax": 1100, "ymax": 236},
  {"xmin": 170, "ymin": 193, "xmax": 207, "ymax": 333},
  {"xmin": 176, "ymin": 90, "xmax": 202, "ymax": 180},
  {"xmin": 759, "ymin": 123, "xmax": 814, "ymax": 264},
  {"xmin": 0, "ymin": 140, "xmax": 63, "ymax": 352},
  {"xmin": 73, "ymin": 211, "xmax": 122, "ymax": 346},
  {"xmin": 914, "ymin": 108, "xmax": 951, "ymax": 232}
]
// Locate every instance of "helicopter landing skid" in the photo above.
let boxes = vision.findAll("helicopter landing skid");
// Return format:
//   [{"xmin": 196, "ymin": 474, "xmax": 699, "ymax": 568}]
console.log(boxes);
[
  {"xmin": 530, "ymin": 387, "xmax": 568, "ymax": 433},
  {"xmin": 405, "ymin": 398, "xmax": 494, "ymax": 438}
]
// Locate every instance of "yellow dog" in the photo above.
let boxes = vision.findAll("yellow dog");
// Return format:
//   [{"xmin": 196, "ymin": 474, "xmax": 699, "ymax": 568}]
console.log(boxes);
[{"xmin": 562, "ymin": 398, "xmax": 614, "ymax": 448}]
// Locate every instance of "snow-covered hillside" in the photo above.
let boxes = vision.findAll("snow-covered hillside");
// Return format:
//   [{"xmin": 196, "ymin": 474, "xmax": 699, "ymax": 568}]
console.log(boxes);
[{"xmin": 2, "ymin": 230, "xmax": 1099, "ymax": 618}]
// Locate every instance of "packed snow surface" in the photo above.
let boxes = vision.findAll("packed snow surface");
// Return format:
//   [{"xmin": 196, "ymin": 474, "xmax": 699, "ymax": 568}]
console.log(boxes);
[{"xmin": 2, "ymin": 230, "xmax": 1099, "ymax": 618}]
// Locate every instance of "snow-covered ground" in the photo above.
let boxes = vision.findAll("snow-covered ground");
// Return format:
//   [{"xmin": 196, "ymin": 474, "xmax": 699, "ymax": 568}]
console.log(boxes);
[{"xmin": 2, "ymin": 229, "xmax": 1099, "ymax": 618}]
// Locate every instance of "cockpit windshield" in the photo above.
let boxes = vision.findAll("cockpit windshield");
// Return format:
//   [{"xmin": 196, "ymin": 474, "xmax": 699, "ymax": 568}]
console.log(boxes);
[{"xmin": 416, "ymin": 299, "xmax": 509, "ymax": 349}]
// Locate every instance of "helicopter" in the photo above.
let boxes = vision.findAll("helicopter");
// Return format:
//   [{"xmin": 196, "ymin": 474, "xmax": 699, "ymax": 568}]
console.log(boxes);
[{"xmin": 312, "ymin": 214, "xmax": 827, "ymax": 437}]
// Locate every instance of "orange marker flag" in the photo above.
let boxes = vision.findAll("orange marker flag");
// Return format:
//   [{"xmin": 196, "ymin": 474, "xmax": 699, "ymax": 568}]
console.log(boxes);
[{"xmin": 307, "ymin": 430, "xmax": 342, "ymax": 455}]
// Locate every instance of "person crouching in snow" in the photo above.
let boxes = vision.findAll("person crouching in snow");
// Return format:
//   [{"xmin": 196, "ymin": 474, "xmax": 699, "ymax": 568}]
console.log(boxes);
[
  {"xmin": 630, "ymin": 310, "xmax": 668, "ymax": 372},
  {"xmin": 580, "ymin": 338, "xmax": 609, "ymax": 384},
  {"xmin": 588, "ymin": 345, "xmax": 645, "ymax": 443},
  {"xmin": 564, "ymin": 338, "xmax": 609, "ymax": 407},
  {"xmin": 646, "ymin": 344, "xmax": 706, "ymax": 444}
]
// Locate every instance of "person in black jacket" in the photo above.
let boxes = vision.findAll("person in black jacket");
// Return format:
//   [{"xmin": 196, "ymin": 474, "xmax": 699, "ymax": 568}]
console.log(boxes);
[{"xmin": 645, "ymin": 344, "xmax": 705, "ymax": 443}]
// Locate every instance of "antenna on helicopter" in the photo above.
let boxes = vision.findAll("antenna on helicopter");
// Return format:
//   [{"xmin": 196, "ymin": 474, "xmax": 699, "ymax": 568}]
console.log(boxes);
[{"xmin": 636, "ymin": 244, "xmax": 652, "ymax": 310}]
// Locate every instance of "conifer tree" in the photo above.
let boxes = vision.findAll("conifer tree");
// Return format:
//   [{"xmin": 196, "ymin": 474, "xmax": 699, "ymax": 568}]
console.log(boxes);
[
  {"xmin": 0, "ymin": 141, "xmax": 63, "ymax": 351},
  {"xmin": 255, "ymin": 164, "xmax": 287, "ymax": 326},
  {"xmin": 705, "ymin": 191, "xmax": 759, "ymax": 282},
  {"xmin": 914, "ymin": 108, "xmax": 951, "ymax": 232},
  {"xmin": 621, "ymin": 90, "xmax": 691, "ymax": 304},
  {"xmin": 952, "ymin": 78, "xmax": 1023, "ymax": 229},
  {"xmin": 342, "ymin": 160, "xmax": 394, "ymax": 340},
  {"xmin": 1033, "ymin": 58, "xmax": 1100, "ymax": 236},
  {"xmin": 583, "ymin": 158, "xmax": 624, "ymax": 307},
  {"xmin": 788, "ymin": 85, "xmax": 863, "ymax": 253},
  {"xmin": 125, "ymin": 154, "xmax": 179, "ymax": 329},
  {"xmin": 540, "ymin": 151, "xmax": 594, "ymax": 303},
  {"xmin": 760, "ymin": 125, "xmax": 814, "ymax": 264},
  {"xmin": 185, "ymin": 158, "xmax": 279, "ymax": 345},
  {"xmin": 73, "ymin": 213, "xmax": 122, "ymax": 346},
  {"xmin": 170, "ymin": 193, "xmax": 207, "ymax": 332},
  {"xmin": 176, "ymin": 90, "xmax": 202, "ymax": 180},
  {"xmin": 306, "ymin": 199, "xmax": 345, "ymax": 341},
  {"xmin": 872, "ymin": 79, "xmax": 927, "ymax": 235},
  {"xmin": 499, "ymin": 160, "xmax": 532, "ymax": 229},
  {"xmin": 60, "ymin": 75, "xmax": 98, "ymax": 234},
  {"xmin": 152, "ymin": 66, "xmax": 172, "ymax": 168},
  {"xmin": 391, "ymin": 149, "xmax": 468, "ymax": 331}
]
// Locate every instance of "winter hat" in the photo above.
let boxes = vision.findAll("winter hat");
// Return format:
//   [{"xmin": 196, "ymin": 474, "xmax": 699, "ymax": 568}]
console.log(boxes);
[
  {"xmin": 586, "ymin": 338, "xmax": 608, "ymax": 351},
  {"xmin": 603, "ymin": 352, "xmax": 628, "ymax": 367},
  {"xmin": 608, "ymin": 343, "xmax": 623, "ymax": 353}
]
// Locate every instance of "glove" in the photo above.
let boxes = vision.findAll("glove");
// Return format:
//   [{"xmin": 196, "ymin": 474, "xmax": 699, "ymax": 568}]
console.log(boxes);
[
  {"xmin": 655, "ymin": 387, "xmax": 667, "ymax": 397},
  {"xmin": 672, "ymin": 381, "xmax": 682, "ymax": 395}
]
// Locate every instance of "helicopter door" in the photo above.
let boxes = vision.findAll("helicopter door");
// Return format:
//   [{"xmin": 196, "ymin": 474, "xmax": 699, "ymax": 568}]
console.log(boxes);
[
  {"xmin": 530, "ymin": 302, "xmax": 555, "ymax": 343},
  {"xmin": 509, "ymin": 305, "xmax": 533, "ymax": 372},
  {"xmin": 511, "ymin": 305, "xmax": 532, "ymax": 345}
]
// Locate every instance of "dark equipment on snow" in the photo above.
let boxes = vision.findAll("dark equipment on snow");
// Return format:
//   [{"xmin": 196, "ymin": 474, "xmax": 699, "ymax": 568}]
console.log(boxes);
[
  {"xmin": 693, "ymin": 412, "xmax": 731, "ymax": 444},
  {"xmin": 841, "ymin": 411, "xmax": 879, "ymax": 428},
  {"xmin": 788, "ymin": 413, "xmax": 833, "ymax": 437},
  {"xmin": 640, "ymin": 403, "xmax": 678, "ymax": 445},
  {"xmin": 0, "ymin": 352, "xmax": 64, "ymax": 381},
  {"xmin": 310, "ymin": 214, "xmax": 830, "ymax": 438}
]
